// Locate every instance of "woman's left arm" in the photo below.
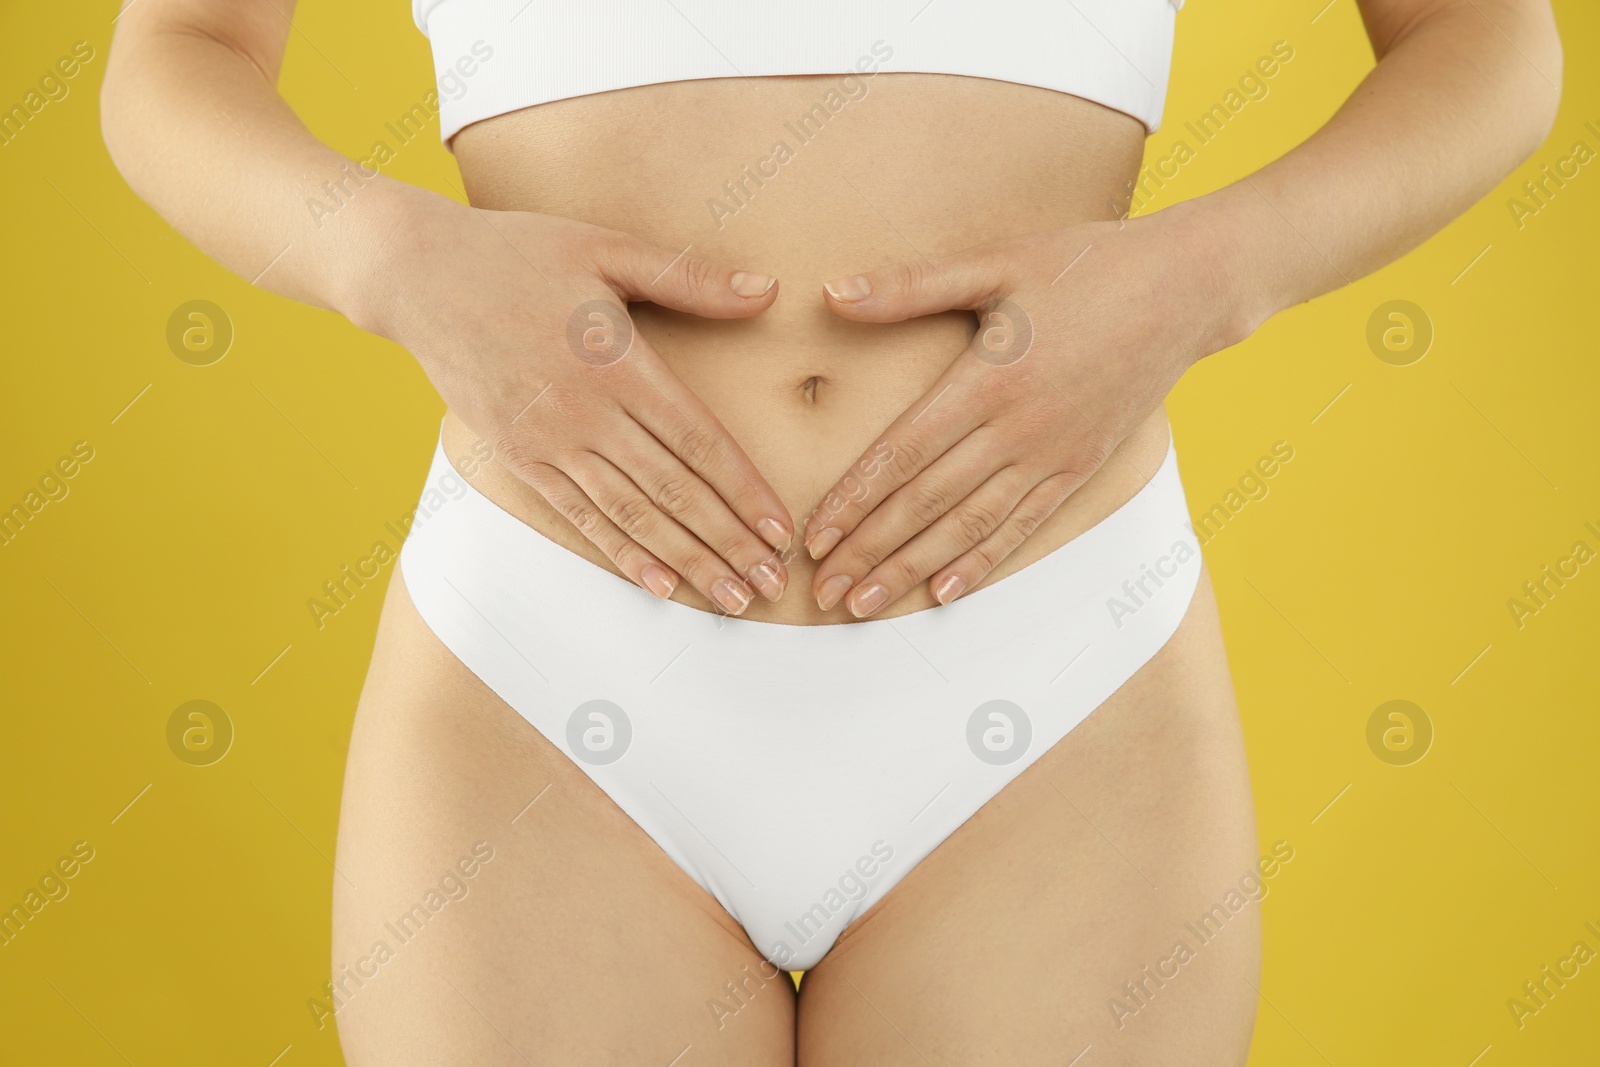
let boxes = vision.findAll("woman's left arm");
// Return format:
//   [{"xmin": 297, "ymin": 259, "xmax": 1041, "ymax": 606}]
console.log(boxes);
[{"xmin": 803, "ymin": 0, "xmax": 1561, "ymax": 617}]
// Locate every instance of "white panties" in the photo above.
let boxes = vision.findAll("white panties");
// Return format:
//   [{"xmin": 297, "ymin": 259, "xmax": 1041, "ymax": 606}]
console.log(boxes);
[{"xmin": 398, "ymin": 426, "xmax": 1202, "ymax": 969}]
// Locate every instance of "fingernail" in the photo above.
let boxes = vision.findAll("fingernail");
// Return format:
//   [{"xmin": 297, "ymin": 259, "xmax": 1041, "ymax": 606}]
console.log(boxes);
[
  {"xmin": 713, "ymin": 577, "xmax": 752, "ymax": 615},
  {"xmin": 749, "ymin": 559, "xmax": 787, "ymax": 602},
  {"xmin": 642, "ymin": 563, "xmax": 677, "ymax": 599},
  {"xmin": 816, "ymin": 574, "xmax": 854, "ymax": 612},
  {"xmin": 731, "ymin": 272, "xmax": 776, "ymax": 297},
  {"xmin": 849, "ymin": 583, "xmax": 889, "ymax": 618},
  {"xmin": 756, "ymin": 516, "xmax": 792, "ymax": 552},
  {"xmin": 807, "ymin": 527, "xmax": 843, "ymax": 560},
  {"xmin": 823, "ymin": 276, "xmax": 871, "ymax": 302},
  {"xmin": 934, "ymin": 574, "xmax": 965, "ymax": 605}
]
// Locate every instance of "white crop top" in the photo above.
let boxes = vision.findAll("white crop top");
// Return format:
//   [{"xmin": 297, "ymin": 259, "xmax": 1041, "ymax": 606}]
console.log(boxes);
[{"xmin": 412, "ymin": 0, "xmax": 1184, "ymax": 146}]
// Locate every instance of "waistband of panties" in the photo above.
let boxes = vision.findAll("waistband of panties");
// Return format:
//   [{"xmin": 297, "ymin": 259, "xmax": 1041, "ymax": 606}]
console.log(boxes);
[{"xmin": 398, "ymin": 421, "xmax": 1200, "ymax": 665}]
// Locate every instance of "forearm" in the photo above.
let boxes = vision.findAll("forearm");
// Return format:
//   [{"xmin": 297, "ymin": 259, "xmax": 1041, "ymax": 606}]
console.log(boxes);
[
  {"xmin": 1184, "ymin": 0, "xmax": 1562, "ymax": 333},
  {"xmin": 100, "ymin": 1, "xmax": 424, "ymax": 320}
]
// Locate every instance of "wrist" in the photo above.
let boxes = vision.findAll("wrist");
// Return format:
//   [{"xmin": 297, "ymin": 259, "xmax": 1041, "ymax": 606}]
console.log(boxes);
[
  {"xmin": 319, "ymin": 176, "xmax": 451, "ymax": 343},
  {"xmin": 1152, "ymin": 182, "xmax": 1298, "ymax": 354}
]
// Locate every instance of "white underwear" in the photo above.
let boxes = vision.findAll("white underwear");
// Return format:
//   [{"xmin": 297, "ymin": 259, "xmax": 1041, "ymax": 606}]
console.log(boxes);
[{"xmin": 398, "ymin": 426, "xmax": 1202, "ymax": 969}]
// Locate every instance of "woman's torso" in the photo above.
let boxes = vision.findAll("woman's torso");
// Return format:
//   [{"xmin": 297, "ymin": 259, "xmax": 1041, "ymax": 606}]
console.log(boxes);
[
  {"xmin": 442, "ymin": 74, "xmax": 1170, "ymax": 623},
  {"xmin": 341, "ymin": 78, "xmax": 1260, "ymax": 1054}
]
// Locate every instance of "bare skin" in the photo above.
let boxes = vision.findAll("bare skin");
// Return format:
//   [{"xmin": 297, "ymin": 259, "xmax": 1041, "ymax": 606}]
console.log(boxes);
[
  {"xmin": 334, "ymin": 558, "xmax": 1254, "ymax": 1065},
  {"xmin": 101, "ymin": 1, "xmax": 1559, "ymax": 619},
  {"xmin": 100, "ymin": 0, "xmax": 1561, "ymax": 1062},
  {"xmin": 437, "ymin": 71, "xmax": 1168, "ymax": 625}
]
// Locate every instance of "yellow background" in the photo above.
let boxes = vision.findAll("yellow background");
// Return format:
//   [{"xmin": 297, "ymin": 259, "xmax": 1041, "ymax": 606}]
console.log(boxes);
[{"xmin": 2, "ymin": 0, "xmax": 1596, "ymax": 1062}]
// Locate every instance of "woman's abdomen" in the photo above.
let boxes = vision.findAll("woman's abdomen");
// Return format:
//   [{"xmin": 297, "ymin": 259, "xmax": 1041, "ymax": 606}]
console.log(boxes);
[{"xmin": 442, "ymin": 72, "xmax": 1165, "ymax": 624}]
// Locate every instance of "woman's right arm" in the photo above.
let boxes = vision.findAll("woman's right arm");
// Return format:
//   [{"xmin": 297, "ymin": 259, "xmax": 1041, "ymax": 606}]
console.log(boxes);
[{"xmin": 101, "ymin": 0, "xmax": 794, "ymax": 613}]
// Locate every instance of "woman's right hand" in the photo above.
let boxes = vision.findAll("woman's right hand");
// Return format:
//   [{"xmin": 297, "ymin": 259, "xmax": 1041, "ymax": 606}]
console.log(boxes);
[{"xmin": 345, "ymin": 185, "xmax": 792, "ymax": 615}]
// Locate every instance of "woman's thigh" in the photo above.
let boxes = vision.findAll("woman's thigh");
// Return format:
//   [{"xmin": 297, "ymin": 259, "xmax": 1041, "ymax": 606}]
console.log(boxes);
[
  {"xmin": 796, "ymin": 570, "xmax": 1260, "ymax": 1066},
  {"xmin": 330, "ymin": 571, "xmax": 796, "ymax": 1066}
]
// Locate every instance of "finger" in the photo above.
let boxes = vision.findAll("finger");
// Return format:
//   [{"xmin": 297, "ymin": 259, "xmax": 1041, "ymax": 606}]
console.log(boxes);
[
  {"xmin": 600, "ymin": 419, "xmax": 787, "ymax": 601},
  {"xmin": 801, "ymin": 364, "xmax": 989, "ymax": 560},
  {"xmin": 928, "ymin": 473, "xmax": 1080, "ymax": 606},
  {"xmin": 564, "ymin": 449, "xmax": 760, "ymax": 617},
  {"xmin": 810, "ymin": 436, "xmax": 1004, "ymax": 611},
  {"xmin": 821, "ymin": 245, "xmax": 1003, "ymax": 322},
  {"xmin": 822, "ymin": 465, "xmax": 1033, "ymax": 617},
  {"xmin": 620, "ymin": 337, "xmax": 795, "ymax": 553},
  {"xmin": 589, "ymin": 232, "xmax": 778, "ymax": 318},
  {"xmin": 515, "ymin": 460, "xmax": 681, "ymax": 600}
]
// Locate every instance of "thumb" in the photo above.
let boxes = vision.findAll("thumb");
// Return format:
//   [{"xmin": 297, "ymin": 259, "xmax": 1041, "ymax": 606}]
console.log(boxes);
[
  {"xmin": 822, "ymin": 248, "xmax": 1003, "ymax": 322},
  {"xmin": 591, "ymin": 233, "xmax": 777, "ymax": 318}
]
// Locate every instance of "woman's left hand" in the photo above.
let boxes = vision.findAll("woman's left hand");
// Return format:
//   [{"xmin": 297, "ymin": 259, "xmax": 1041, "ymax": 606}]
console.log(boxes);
[{"xmin": 803, "ymin": 200, "xmax": 1264, "ymax": 617}]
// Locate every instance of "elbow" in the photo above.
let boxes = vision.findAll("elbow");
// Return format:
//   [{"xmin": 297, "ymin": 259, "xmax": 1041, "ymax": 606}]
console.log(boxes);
[
  {"xmin": 98, "ymin": 82, "xmax": 127, "ymax": 186},
  {"xmin": 98, "ymin": 37, "xmax": 139, "ymax": 194},
  {"xmin": 98, "ymin": 17, "xmax": 178, "ymax": 203},
  {"xmin": 1506, "ymin": 3, "xmax": 1565, "ymax": 165},
  {"xmin": 1400, "ymin": 1, "xmax": 1566, "ymax": 174},
  {"xmin": 1529, "ymin": 43, "xmax": 1563, "ymax": 153}
]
